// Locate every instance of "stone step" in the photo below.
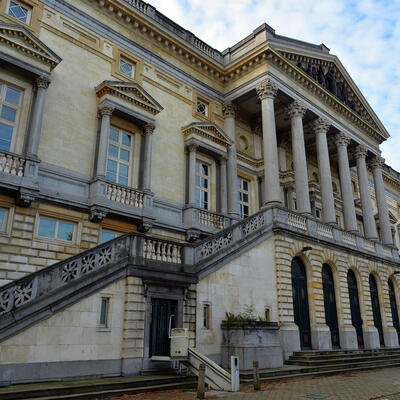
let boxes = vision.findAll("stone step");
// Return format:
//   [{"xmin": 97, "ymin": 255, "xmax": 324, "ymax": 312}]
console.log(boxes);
[
  {"xmin": 286, "ymin": 356, "xmax": 400, "ymax": 368},
  {"xmin": 0, "ymin": 375, "xmax": 197, "ymax": 400},
  {"xmin": 288, "ymin": 353, "xmax": 400, "ymax": 364},
  {"xmin": 240, "ymin": 361, "xmax": 400, "ymax": 384},
  {"xmin": 292, "ymin": 348, "xmax": 400, "ymax": 357}
]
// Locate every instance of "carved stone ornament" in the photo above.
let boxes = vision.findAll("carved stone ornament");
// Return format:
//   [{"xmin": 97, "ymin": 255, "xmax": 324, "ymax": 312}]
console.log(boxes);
[
  {"xmin": 138, "ymin": 221, "xmax": 152, "ymax": 233},
  {"xmin": 286, "ymin": 100, "xmax": 307, "ymax": 119},
  {"xmin": 16, "ymin": 190, "xmax": 35, "ymax": 207},
  {"xmin": 98, "ymin": 105, "xmax": 114, "ymax": 117},
  {"xmin": 222, "ymin": 101, "xmax": 238, "ymax": 118},
  {"xmin": 255, "ymin": 79, "xmax": 278, "ymax": 101},
  {"xmin": 334, "ymin": 132, "xmax": 351, "ymax": 147},
  {"xmin": 369, "ymin": 155, "xmax": 385, "ymax": 170},
  {"xmin": 187, "ymin": 143, "xmax": 199, "ymax": 153},
  {"xmin": 35, "ymin": 76, "xmax": 51, "ymax": 90},
  {"xmin": 186, "ymin": 229, "xmax": 200, "ymax": 243},
  {"xmin": 144, "ymin": 123, "xmax": 155, "ymax": 135},
  {"xmin": 89, "ymin": 206, "xmax": 108, "ymax": 223},
  {"xmin": 354, "ymin": 144, "xmax": 368, "ymax": 160},
  {"xmin": 312, "ymin": 117, "xmax": 330, "ymax": 134}
]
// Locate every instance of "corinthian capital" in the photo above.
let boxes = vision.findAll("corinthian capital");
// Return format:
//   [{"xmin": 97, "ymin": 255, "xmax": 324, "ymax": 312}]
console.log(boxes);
[
  {"xmin": 312, "ymin": 117, "xmax": 330, "ymax": 134},
  {"xmin": 286, "ymin": 100, "xmax": 307, "ymax": 119},
  {"xmin": 369, "ymin": 155, "xmax": 385, "ymax": 170},
  {"xmin": 256, "ymin": 79, "xmax": 278, "ymax": 101},
  {"xmin": 222, "ymin": 101, "xmax": 238, "ymax": 118},
  {"xmin": 144, "ymin": 123, "xmax": 155, "ymax": 135},
  {"xmin": 354, "ymin": 144, "xmax": 368, "ymax": 160},
  {"xmin": 334, "ymin": 132, "xmax": 350, "ymax": 147},
  {"xmin": 98, "ymin": 104, "xmax": 114, "ymax": 116},
  {"xmin": 35, "ymin": 76, "xmax": 51, "ymax": 89}
]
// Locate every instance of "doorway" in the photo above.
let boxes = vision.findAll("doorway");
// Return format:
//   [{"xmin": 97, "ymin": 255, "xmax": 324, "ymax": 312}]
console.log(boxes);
[
  {"xmin": 388, "ymin": 279, "xmax": 400, "ymax": 344},
  {"xmin": 369, "ymin": 274, "xmax": 384, "ymax": 346},
  {"xmin": 347, "ymin": 269, "xmax": 364, "ymax": 347}
]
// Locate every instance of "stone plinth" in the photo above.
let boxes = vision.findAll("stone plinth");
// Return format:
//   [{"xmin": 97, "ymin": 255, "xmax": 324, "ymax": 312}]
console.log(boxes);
[{"xmin": 221, "ymin": 321, "xmax": 283, "ymax": 371}]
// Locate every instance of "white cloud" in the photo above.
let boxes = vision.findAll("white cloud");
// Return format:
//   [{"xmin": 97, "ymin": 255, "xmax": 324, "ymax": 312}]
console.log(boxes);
[{"xmin": 149, "ymin": 0, "xmax": 400, "ymax": 169}]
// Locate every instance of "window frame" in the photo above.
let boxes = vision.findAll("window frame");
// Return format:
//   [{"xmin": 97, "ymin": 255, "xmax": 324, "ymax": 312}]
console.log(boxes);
[
  {"xmin": 119, "ymin": 57, "xmax": 135, "ymax": 79},
  {"xmin": 6, "ymin": 0, "xmax": 32, "ymax": 24},
  {"xmin": 195, "ymin": 159, "xmax": 210, "ymax": 210},
  {"xmin": 35, "ymin": 215, "xmax": 77, "ymax": 243},
  {"xmin": 237, "ymin": 177, "xmax": 250, "ymax": 219},
  {"xmin": 100, "ymin": 229, "xmax": 120, "ymax": 244},
  {"xmin": 97, "ymin": 293, "xmax": 113, "ymax": 332},
  {"xmin": 196, "ymin": 99, "xmax": 209, "ymax": 117},
  {"xmin": 202, "ymin": 302, "xmax": 211, "ymax": 330},
  {"xmin": 106, "ymin": 125, "xmax": 134, "ymax": 187}
]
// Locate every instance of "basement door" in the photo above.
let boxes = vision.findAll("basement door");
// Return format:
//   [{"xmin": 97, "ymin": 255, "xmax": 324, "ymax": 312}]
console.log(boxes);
[
  {"xmin": 291, "ymin": 257, "xmax": 312, "ymax": 349},
  {"xmin": 369, "ymin": 275, "xmax": 384, "ymax": 346},
  {"xmin": 347, "ymin": 270, "xmax": 364, "ymax": 347},
  {"xmin": 149, "ymin": 299, "xmax": 177, "ymax": 357},
  {"xmin": 388, "ymin": 279, "xmax": 400, "ymax": 344},
  {"xmin": 322, "ymin": 264, "xmax": 340, "ymax": 348}
]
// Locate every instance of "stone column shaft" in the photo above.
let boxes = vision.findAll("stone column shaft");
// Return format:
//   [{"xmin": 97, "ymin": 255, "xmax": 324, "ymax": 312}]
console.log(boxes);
[
  {"xmin": 223, "ymin": 102, "xmax": 239, "ymax": 217},
  {"xmin": 219, "ymin": 157, "xmax": 228, "ymax": 214},
  {"xmin": 97, "ymin": 105, "xmax": 114, "ymax": 177},
  {"xmin": 25, "ymin": 76, "xmax": 51, "ymax": 158},
  {"xmin": 288, "ymin": 100, "xmax": 311, "ymax": 214},
  {"xmin": 335, "ymin": 133, "xmax": 358, "ymax": 232},
  {"xmin": 187, "ymin": 144, "xmax": 197, "ymax": 206},
  {"xmin": 355, "ymin": 145, "xmax": 377, "ymax": 239},
  {"xmin": 256, "ymin": 79, "xmax": 281, "ymax": 206},
  {"xmin": 370, "ymin": 156, "xmax": 393, "ymax": 245},
  {"xmin": 314, "ymin": 118, "xmax": 336, "ymax": 224},
  {"xmin": 142, "ymin": 123, "xmax": 155, "ymax": 192}
]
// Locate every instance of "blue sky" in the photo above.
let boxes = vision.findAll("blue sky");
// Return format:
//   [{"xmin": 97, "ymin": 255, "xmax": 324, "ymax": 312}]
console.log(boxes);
[{"xmin": 149, "ymin": 0, "xmax": 400, "ymax": 169}]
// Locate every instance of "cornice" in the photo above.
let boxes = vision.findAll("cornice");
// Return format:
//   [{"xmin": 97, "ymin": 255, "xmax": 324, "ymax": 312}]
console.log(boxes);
[{"xmin": 182, "ymin": 122, "xmax": 231, "ymax": 149}]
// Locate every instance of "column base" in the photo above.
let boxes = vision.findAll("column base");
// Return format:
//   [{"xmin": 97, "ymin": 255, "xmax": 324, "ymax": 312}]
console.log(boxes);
[
  {"xmin": 363, "ymin": 326, "xmax": 380, "ymax": 349},
  {"xmin": 311, "ymin": 324, "xmax": 332, "ymax": 350},
  {"xmin": 279, "ymin": 323, "xmax": 301, "ymax": 360},
  {"xmin": 384, "ymin": 328, "xmax": 399, "ymax": 348},
  {"xmin": 339, "ymin": 326, "xmax": 358, "ymax": 350}
]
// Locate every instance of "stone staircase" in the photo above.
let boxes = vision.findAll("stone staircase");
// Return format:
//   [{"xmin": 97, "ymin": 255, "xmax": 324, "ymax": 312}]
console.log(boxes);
[
  {"xmin": 0, "ymin": 374, "xmax": 197, "ymax": 400},
  {"xmin": 240, "ymin": 348, "xmax": 400, "ymax": 384}
]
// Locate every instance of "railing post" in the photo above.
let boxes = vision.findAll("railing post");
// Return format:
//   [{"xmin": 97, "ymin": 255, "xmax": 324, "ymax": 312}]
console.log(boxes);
[
  {"xmin": 253, "ymin": 360, "xmax": 260, "ymax": 390},
  {"xmin": 197, "ymin": 364, "xmax": 206, "ymax": 399}
]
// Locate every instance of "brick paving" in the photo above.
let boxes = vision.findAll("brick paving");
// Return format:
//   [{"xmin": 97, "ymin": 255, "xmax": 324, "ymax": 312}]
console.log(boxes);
[{"xmin": 106, "ymin": 367, "xmax": 400, "ymax": 399}]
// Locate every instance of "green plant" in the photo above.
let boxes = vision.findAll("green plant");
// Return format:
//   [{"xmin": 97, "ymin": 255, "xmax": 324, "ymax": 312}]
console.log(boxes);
[{"xmin": 224, "ymin": 304, "xmax": 268, "ymax": 322}]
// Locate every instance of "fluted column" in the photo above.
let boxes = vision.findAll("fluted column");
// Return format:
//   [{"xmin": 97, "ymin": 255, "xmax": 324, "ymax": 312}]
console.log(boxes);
[
  {"xmin": 287, "ymin": 100, "xmax": 310, "ymax": 214},
  {"xmin": 354, "ymin": 145, "xmax": 378, "ymax": 240},
  {"xmin": 313, "ymin": 117, "xmax": 336, "ymax": 224},
  {"xmin": 256, "ymin": 79, "xmax": 281, "ymax": 206},
  {"xmin": 370, "ymin": 156, "xmax": 393, "ymax": 245},
  {"xmin": 223, "ymin": 102, "xmax": 239, "ymax": 217},
  {"xmin": 187, "ymin": 144, "xmax": 198, "ymax": 206},
  {"xmin": 96, "ymin": 105, "xmax": 114, "ymax": 177},
  {"xmin": 219, "ymin": 156, "xmax": 228, "ymax": 214},
  {"xmin": 142, "ymin": 123, "xmax": 155, "ymax": 192},
  {"xmin": 25, "ymin": 76, "xmax": 51, "ymax": 158},
  {"xmin": 335, "ymin": 133, "xmax": 357, "ymax": 232}
]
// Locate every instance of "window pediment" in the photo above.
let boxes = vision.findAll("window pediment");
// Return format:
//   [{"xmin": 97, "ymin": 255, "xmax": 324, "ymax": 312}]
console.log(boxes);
[
  {"xmin": 0, "ymin": 22, "xmax": 61, "ymax": 72},
  {"xmin": 182, "ymin": 122, "xmax": 232, "ymax": 152},
  {"xmin": 95, "ymin": 80, "xmax": 163, "ymax": 116}
]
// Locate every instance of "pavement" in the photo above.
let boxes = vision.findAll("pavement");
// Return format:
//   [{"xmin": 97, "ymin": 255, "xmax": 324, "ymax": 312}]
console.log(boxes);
[{"xmin": 105, "ymin": 367, "xmax": 400, "ymax": 399}]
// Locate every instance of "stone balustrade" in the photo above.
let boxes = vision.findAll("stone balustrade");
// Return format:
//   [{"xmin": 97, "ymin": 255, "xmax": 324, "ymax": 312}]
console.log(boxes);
[
  {"xmin": 0, "ymin": 151, "xmax": 25, "ymax": 176},
  {"xmin": 317, "ymin": 222, "xmax": 334, "ymax": 239},
  {"xmin": 198, "ymin": 210, "xmax": 224, "ymax": 229},
  {"xmin": 342, "ymin": 231, "xmax": 357, "ymax": 246},
  {"xmin": 364, "ymin": 239, "xmax": 376, "ymax": 252},
  {"xmin": 143, "ymin": 238, "xmax": 182, "ymax": 264},
  {"xmin": 106, "ymin": 183, "xmax": 144, "ymax": 208},
  {"xmin": 288, "ymin": 212, "xmax": 307, "ymax": 230}
]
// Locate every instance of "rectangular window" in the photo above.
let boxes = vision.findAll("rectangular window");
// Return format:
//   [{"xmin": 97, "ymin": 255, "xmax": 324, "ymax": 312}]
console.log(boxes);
[
  {"xmin": 237, "ymin": 177, "xmax": 249, "ymax": 219},
  {"xmin": 119, "ymin": 58, "xmax": 135, "ymax": 78},
  {"xmin": 195, "ymin": 160, "xmax": 209, "ymax": 210},
  {"xmin": 316, "ymin": 209, "xmax": 321, "ymax": 219},
  {"xmin": 37, "ymin": 217, "xmax": 74, "ymax": 241},
  {"xmin": 101, "ymin": 229, "xmax": 120, "ymax": 243},
  {"xmin": 196, "ymin": 99, "xmax": 208, "ymax": 117},
  {"xmin": 7, "ymin": 0, "xmax": 31, "ymax": 24},
  {"xmin": 106, "ymin": 126, "xmax": 133, "ymax": 186},
  {"xmin": 99, "ymin": 297, "xmax": 109, "ymax": 327},
  {"xmin": 203, "ymin": 303, "xmax": 210, "ymax": 329},
  {"xmin": 0, "ymin": 83, "xmax": 22, "ymax": 152},
  {"xmin": 0, "ymin": 208, "xmax": 6, "ymax": 232}
]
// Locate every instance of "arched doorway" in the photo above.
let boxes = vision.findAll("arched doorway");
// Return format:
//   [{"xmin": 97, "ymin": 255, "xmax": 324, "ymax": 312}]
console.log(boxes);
[
  {"xmin": 388, "ymin": 279, "xmax": 400, "ymax": 344},
  {"xmin": 369, "ymin": 274, "xmax": 384, "ymax": 346},
  {"xmin": 347, "ymin": 269, "xmax": 363, "ymax": 347},
  {"xmin": 322, "ymin": 264, "xmax": 340, "ymax": 347},
  {"xmin": 291, "ymin": 257, "xmax": 311, "ymax": 349}
]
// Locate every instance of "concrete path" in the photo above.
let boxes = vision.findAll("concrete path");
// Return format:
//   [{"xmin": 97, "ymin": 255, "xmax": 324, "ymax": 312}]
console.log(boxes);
[{"xmin": 106, "ymin": 367, "xmax": 400, "ymax": 399}]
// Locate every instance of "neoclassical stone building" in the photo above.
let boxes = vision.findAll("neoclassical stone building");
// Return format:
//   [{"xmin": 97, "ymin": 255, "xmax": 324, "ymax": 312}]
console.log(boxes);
[{"xmin": 0, "ymin": 0, "xmax": 400, "ymax": 383}]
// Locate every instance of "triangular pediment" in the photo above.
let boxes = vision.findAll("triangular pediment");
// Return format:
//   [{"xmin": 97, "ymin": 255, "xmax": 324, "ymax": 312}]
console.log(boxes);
[
  {"xmin": 0, "ymin": 23, "xmax": 61, "ymax": 70},
  {"xmin": 182, "ymin": 122, "xmax": 232, "ymax": 149},
  {"xmin": 268, "ymin": 44, "xmax": 389, "ymax": 142},
  {"xmin": 96, "ymin": 80, "xmax": 163, "ymax": 115}
]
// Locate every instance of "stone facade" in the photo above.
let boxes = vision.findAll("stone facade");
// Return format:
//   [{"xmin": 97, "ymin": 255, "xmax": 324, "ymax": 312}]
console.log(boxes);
[{"xmin": 0, "ymin": 0, "xmax": 399, "ymax": 383}]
